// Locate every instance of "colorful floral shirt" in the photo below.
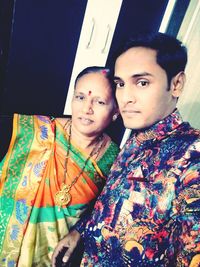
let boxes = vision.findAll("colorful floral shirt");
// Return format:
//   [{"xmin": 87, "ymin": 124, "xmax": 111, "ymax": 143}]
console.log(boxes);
[{"xmin": 78, "ymin": 110, "xmax": 200, "ymax": 267}]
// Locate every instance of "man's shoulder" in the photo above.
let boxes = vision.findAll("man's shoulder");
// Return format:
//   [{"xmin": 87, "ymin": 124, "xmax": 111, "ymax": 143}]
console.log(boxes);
[
  {"xmin": 177, "ymin": 123, "xmax": 200, "ymax": 160},
  {"xmin": 174, "ymin": 122, "xmax": 200, "ymax": 139}
]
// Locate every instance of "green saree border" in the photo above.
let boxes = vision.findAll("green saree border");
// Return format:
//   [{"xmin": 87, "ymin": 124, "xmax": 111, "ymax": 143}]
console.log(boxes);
[
  {"xmin": 55, "ymin": 125, "xmax": 98, "ymax": 182},
  {"xmin": 56, "ymin": 125, "xmax": 119, "ymax": 181},
  {"xmin": 0, "ymin": 114, "xmax": 35, "ymax": 250}
]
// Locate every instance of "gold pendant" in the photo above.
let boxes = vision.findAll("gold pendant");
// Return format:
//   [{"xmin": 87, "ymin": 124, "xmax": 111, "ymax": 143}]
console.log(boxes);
[{"xmin": 54, "ymin": 183, "xmax": 71, "ymax": 209}]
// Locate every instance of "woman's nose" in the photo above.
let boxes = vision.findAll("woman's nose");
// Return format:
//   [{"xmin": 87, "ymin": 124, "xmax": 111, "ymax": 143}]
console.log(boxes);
[{"xmin": 82, "ymin": 101, "xmax": 94, "ymax": 114}]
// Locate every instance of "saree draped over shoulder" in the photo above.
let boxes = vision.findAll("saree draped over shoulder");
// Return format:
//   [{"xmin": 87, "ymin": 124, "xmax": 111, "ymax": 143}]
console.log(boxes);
[{"xmin": 0, "ymin": 114, "xmax": 119, "ymax": 267}]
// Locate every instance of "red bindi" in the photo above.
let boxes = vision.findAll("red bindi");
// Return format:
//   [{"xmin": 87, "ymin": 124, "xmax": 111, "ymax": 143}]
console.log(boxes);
[
  {"xmin": 102, "ymin": 69, "xmax": 108, "ymax": 75},
  {"xmin": 88, "ymin": 90, "xmax": 92, "ymax": 96}
]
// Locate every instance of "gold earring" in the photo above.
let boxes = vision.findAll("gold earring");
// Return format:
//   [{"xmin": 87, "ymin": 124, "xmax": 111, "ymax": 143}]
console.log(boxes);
[{"xmin": 112, "ymin": 114, "xmax": 118, "ymax": 121}]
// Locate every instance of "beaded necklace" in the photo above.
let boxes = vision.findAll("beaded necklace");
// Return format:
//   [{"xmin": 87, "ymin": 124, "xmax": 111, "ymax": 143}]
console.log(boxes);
[{"xmin": 54, "ymin": 120, "xmax": 105, "ymax": 210}]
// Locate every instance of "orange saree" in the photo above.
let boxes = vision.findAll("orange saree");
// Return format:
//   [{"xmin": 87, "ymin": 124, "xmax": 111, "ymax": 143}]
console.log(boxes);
[{"xmin": 0, "ymin": 114, "xmax": 119, "ymax": 266}]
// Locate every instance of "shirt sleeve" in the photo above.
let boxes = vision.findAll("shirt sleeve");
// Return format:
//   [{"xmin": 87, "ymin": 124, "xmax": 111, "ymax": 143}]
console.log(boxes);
[
  {"xmin": 73, "ymin": 213, "xmax": 90, "ymax": 235},
  {"xmin": 72, "ymin": 199, "xmax": 95, "ymax": 235},
  {"xmin": 175, "ymin": 161, "xmax": 200, "ymax": 266}
]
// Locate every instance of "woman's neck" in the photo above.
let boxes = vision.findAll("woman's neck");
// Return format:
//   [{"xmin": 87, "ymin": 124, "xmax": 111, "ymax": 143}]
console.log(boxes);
[
  {"xmin": 56, "ymin": 117, "xmax": 107, "ymax": 159},
  {"xmin": 56, "ymin": 118, "xmax": 102, "ymax": 150},
  {"xmin": 70, "ymin": 124, "xmax": 102, "ymax": 150}
]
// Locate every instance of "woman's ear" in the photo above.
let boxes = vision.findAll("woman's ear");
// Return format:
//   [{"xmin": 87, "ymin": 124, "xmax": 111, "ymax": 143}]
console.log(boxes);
[{"xmin": 170, "ymin": 71, "xmax": 186, "ymax": 98}]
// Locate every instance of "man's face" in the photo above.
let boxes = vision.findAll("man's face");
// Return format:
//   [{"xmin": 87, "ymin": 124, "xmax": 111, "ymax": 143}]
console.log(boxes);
[{"xmin": 114, "ymin": 47, "xmax": 180, "ymax": 130}]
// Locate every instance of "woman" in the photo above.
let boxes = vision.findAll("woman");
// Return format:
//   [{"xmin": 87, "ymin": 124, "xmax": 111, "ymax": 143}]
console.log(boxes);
[{"xmin": 0, "ymin": 66, "xmax": 119, "ymax": 266}]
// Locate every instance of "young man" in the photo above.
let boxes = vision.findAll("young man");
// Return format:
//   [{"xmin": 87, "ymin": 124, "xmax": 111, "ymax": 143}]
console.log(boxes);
[{"xmin": 52, "ymin": 32, "xmax": 200, "ymax": 267}]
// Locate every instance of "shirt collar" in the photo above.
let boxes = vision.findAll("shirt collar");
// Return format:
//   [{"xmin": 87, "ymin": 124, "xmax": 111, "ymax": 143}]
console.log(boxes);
[{"xmin": 134, "ymin": 109, "xmax": 183, "ymax": 143}]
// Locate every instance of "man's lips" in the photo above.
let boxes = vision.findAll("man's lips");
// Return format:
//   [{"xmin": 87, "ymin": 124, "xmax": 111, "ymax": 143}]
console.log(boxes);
[{"xmin": 121, "ymin": 110, "xmax": 140, "ymax": 114}]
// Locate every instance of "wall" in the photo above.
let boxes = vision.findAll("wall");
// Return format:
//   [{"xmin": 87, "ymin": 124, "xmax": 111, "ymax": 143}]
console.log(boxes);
[{"xmin": 177, "ymin": 0, "xmax": 200, "ymax": 129}]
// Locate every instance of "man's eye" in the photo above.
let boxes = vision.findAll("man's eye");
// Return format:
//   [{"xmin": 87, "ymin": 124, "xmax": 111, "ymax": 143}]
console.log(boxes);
[
  {"xmin": 114, "ymin": 81, "xmax": 124, "ymax": 88},
  {"xmin": 137, "ymin": 80, "xmax": 149, "ymax": 87}
]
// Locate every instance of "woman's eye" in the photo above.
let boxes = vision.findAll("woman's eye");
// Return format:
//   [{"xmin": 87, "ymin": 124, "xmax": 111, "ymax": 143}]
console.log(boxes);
[
  {"xmin": 137, "ymin": 80, "xmax": 149, "ymax": 87},
  {"xmin": 94, "ymin": 99, "xmax": 106, "ymax": 105},
  {"xmin": 74, "ymin": 95, "xmax": 85, "ymax": 101},
  {"xmin": 97, "ymin": 101, "xmax": 105, "ymax": 105}
]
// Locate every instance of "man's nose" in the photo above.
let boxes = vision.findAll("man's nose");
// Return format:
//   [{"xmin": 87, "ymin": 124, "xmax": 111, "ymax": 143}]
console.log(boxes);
[{"xmin": 121, "ymin": 85, "xmax": 136, "ymax": 104}]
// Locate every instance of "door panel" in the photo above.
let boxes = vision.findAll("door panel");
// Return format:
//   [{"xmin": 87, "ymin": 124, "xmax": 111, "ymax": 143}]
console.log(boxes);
[{"xmin": 0, "ymin": 0, "xmax": 87, "ymax": 115}]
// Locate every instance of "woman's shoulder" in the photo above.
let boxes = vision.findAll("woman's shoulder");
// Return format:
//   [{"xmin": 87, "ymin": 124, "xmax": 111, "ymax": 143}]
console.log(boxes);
[
  {"xmin": 55, "ymin": 117, "xmax": 71, "ymax": 128},
  {"xmin": 97, "ymin": 134, "xmax": 119, "ymax": 176},
  {"xmin": 103, "ymin": 133, "xmax": 119, "ymax": 151},
  {"xmin": 11, "ymin": 113, "xmax": 53, "ymax": 124},
  {"xmin": 99, "ymin": 133, "xmax": 120, "ymax": 162}
]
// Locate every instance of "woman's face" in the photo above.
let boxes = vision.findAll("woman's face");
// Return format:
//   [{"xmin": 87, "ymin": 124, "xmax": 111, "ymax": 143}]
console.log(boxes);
[{"xmin": 71, "ymin": 72, "xmax": 116, "ymax": 137}]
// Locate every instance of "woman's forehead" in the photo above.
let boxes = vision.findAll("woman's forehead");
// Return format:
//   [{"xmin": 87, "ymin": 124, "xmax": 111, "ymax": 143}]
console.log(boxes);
[
  {"xmin": 77, "ymin": 72, "xmax": 107, "ymax": 83},
  {"xmin": 75, "ymin": 73, "xmax": 112, "ymax": 95}
]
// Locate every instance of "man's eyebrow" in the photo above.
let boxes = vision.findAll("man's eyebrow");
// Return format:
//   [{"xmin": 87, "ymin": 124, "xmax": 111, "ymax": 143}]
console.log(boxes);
[
  {"xmin": 114, "ymin": 72, "xmax": 153, "ymax": 80},
  {"xmin": 131, "ymin": 72, "xmax": 153, "ymax": 78},
  {"xmin": 113, "ymin": 76, "xmax": 122, "ymax": 80}
]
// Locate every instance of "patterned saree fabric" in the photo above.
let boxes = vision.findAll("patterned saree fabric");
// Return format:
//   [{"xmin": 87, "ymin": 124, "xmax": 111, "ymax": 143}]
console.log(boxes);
[{"xmin": 0, "ymin": 114, "xmax": 119, "ymax": 266}]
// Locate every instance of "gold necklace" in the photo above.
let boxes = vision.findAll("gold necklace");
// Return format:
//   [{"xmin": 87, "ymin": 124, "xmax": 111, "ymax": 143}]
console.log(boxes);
[{"xmin": 54, "ymin": 121, "xmax": 104, "ymax": 209}]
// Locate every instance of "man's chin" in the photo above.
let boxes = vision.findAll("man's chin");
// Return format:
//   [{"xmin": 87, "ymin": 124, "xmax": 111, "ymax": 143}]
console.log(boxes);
[{"xmin": 123, "ymin": 120, "xmax": 144, "ymax": 130}]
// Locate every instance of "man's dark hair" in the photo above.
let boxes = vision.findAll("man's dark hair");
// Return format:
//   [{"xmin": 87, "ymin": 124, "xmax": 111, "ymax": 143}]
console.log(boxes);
[{"xmin": 113, "ymin": 32, "xmax": 188, "ymax": 84}]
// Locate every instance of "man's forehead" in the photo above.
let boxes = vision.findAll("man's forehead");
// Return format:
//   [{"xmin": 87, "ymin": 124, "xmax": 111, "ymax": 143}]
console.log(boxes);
[
  {"xmin": 114, "ymin": 47, "xmax": 157, "ymax": 76},
  {"xmin": 115, "ymin": 47, "xmax": 157, "ymax": 63}
]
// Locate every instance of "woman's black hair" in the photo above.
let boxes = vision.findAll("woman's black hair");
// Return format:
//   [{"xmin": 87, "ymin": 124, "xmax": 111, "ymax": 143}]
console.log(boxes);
[{"xmin": 74, "ymin": 66, "xmax": 116, "ymax": 98}]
